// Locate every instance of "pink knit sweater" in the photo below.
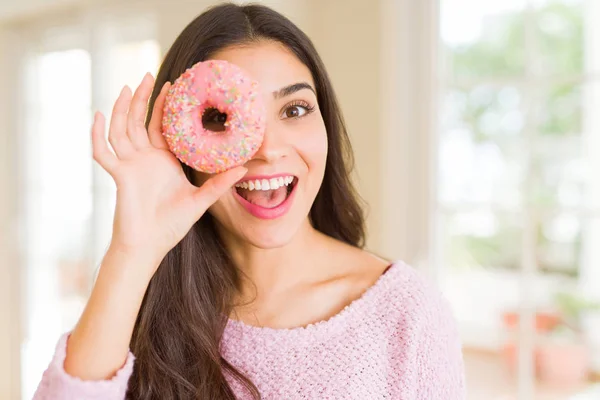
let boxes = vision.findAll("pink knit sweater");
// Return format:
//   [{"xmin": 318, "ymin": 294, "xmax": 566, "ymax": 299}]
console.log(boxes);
[{"xmin": 33, "ymin": 261, "xmax": 466, "ymax": 399}]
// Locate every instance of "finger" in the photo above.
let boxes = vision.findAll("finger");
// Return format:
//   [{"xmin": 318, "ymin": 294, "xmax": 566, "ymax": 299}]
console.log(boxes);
[
  {"xmin": 108, "ymin": 86, "xmax": 136, "ymax": 159},
  {"xmin": 91, "ymin": 112, "xmax": 118, "ymax": 173},
  {"xmin": 148, "ymin": 81, "xmax": 171, "ymax": 150},
  {"xmin": 192, "ymin": 167, "xmax": 248, "ymax": 215},
  {"xmin": 127, "ymin": 73, "xmax": 154, "ymax": 150}
]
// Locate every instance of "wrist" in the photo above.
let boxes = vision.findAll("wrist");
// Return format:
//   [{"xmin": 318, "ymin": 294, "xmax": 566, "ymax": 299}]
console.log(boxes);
[
  {"xmin": 107, "ymin": 241, "xmax": 166, "ymax": 266},
  {"xmin": 102, "ymin": 243, "xmax": 165, "ymax": 282}
]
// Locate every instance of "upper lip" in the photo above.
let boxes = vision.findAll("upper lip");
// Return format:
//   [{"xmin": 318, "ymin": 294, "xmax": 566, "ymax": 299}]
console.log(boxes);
[{"xmin": 236, "ymin": 173, "xmax": 296, "ymax": 184}]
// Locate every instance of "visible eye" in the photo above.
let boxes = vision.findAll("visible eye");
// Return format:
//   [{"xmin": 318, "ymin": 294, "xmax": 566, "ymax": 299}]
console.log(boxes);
[
  {"xmin": 202, "ymin": 107, "xmax": 227, "ymax": 132},
  {"xmin": 285, "ymin": 105, "xmax": 307, "ymax": 118},
  {"xmin": 281, "ymin": 101, "xmax": 315, "ymax": 120}
]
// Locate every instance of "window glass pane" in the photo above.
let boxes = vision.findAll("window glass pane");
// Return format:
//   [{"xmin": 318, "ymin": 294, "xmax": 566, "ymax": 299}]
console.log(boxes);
[
  {"xmin": 538, "ymin": 212, "xmax": 581, "ymax": 276},
  {"xmin": 443, "ymin": 85, "xmax": 525, "ymax": 139},
  {"xmin": 107, "ymin": 40, "xmax": 161, "ymax": 103},
  {"xmin": 20, "ymin": 34, "xmax": 161, "ymax": 400},
  {"xmin": 439, "ymin": 84, "xmax": 526, "ymax": 208},
  {"xmin": 532, "ymin": 81, "xmax": 589, "ymax": 209},
  {"xmin": 534, "ymin": 0, "xmax": 584, "ymax": 77},
  {"xmin": 441, "ymin": 1, "xmax": 526, "ymax": 81},
  {"xmin": 531, "ymin": 137, "xmax": 585, "ymax": 208},
  {"xmin": 441, "ymin": 210, "xmax": 523, "ymax": 271},
  {"xmin": 537, "ymin": 82, "xmax": 583, "ymax": 137},
  {"xmin": 439, "ymin": 134, "xmax": 525, "ymax": 207},
  {"xmin": 439, "ymin": 1, "xmax": 598, "ymax": 397},
  {"xmin": 21, "ymin": 48, "xmax": 93, "ymax": 400},
  {"xmin": 582, "ymin": 80, "xmax": 600, "ymax": 209}
]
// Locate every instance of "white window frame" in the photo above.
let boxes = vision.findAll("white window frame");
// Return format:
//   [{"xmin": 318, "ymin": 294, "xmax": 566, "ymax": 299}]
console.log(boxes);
[
  {"xmin": 0, "ymin": 24, "xmax": 26, "ymax": 400},
  {"xmin": 436, "ymin": 1, "xmax": 600, "ymax": 398},
  {"xmin": 0, "ymin": 4, "xmax": 159, "ymax": 398}
]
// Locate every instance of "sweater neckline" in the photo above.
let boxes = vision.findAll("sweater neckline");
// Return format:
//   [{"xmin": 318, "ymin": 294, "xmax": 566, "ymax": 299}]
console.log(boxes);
[{"xmin": 223, "ymin": 261, "xmax": 401, "ymax": 338}]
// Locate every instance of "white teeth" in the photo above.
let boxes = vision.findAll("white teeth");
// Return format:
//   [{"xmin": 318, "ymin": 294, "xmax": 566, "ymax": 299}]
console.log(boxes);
[{"xmin": 235, "ymin": 176, "xmax": 295, "ymax": 191}]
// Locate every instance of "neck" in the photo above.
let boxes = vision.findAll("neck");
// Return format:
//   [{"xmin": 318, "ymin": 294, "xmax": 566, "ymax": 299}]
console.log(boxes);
[{"xmin": 219, "ymin": 218, "xmax": 330, "ymax": 301}]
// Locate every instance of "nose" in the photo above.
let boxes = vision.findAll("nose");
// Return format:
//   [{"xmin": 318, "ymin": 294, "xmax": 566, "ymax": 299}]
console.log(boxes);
[{"xmin": 252, "ymin": 122, "xmax": 288, "ymax": 163}]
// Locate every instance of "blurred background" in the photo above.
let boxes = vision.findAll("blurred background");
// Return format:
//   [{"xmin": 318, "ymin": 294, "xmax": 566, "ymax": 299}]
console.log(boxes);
[{"xmin": 0, "ymin": 0, "xmax": 599, "ymax": 399}]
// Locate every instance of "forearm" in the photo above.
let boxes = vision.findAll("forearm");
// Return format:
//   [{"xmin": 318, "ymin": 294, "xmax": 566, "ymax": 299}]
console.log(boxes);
[{"xmin": 63, "ymin": 246, "xmax": 160, "ymax": 380}]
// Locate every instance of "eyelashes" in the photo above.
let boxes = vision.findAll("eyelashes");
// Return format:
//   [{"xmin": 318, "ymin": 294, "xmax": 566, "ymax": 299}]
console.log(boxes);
[{"xmin": 280, "ymin": 100, "xmax": 316, "ymax": 120}]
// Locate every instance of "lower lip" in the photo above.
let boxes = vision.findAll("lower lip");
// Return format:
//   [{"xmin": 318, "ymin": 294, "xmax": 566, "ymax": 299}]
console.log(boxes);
[{"xmin": 233, "ymin": 181, "xmax": 297, "ymax": 220}]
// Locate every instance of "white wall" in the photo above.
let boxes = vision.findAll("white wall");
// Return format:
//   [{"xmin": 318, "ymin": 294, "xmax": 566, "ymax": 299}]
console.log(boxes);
[
  {"xmin": 0, "ymin": 25, "xmax": 24, "ymax": 400},
  {"xmin": 307, "ymin": 0, "xmax": 385, "ymax": 254},
  {"xmin": 0, "ymin": 0, "xmax": 89, "ymax": 21}
]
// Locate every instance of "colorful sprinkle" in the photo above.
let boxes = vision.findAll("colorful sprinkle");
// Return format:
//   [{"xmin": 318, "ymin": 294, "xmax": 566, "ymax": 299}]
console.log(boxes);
[{"xmin": 161, "ymin": 60, "xmax": 266, "ymax": 173}]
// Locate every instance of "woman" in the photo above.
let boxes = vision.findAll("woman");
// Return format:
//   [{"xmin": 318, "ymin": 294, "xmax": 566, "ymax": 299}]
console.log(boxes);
[{"xmin": 34, "ymin": 3, "xmax": 465, "ymax": 399}]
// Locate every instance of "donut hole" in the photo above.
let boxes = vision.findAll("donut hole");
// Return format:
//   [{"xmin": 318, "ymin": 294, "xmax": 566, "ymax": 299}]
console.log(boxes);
[{"xmin": 202, "ymin": 107, "xmax": 228, "ymax": 132}]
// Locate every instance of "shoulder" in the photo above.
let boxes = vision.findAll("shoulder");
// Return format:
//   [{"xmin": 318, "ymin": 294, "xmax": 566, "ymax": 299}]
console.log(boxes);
[
  {"xmin": 378, "ymin": 262, "xmax": 466, "ymax": 397},
  {"xmin": 375, "ymin": 261, "xmax": 445, "ymax": 305},
  {"xmin": 374, "ymin": 261, "xmax": 458, "ymax": 334}
]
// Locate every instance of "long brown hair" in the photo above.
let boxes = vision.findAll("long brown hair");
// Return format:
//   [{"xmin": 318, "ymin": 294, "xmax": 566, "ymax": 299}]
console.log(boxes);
[{"xmin": 130, "ymin": 3, "xmax": 365, "ymax": 399}]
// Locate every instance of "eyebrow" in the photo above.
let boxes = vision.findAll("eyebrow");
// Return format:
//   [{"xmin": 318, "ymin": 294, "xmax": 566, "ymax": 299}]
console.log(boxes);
[{"xmin": 273, "ymin": 82, "xmax": 316, "ymax": 99}]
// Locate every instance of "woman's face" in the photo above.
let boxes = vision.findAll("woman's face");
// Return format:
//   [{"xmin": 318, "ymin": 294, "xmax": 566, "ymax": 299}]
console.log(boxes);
[{"xmin": 193, "ymin": 41, "xmax": 328, "ymax": 249}]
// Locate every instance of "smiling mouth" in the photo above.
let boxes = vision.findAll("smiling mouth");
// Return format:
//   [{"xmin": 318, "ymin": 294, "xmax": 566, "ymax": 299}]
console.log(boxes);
[{"xmin": 234, "ymin": 176, "xmax": 297, "ymax": 209}]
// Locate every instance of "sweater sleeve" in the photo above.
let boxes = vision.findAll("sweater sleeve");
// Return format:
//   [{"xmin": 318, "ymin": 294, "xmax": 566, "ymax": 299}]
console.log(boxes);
[
  {"xmin": 414, "ymin": 283, "xmax": 467, "ymax": 400},
  {"xmin": 32, "ymin": 333, "xmax": 135, "ymax": 400}
]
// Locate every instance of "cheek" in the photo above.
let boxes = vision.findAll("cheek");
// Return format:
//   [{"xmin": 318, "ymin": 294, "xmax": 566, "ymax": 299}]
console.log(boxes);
[{"xmin": 296, "ymin": 116, "xmax": 328, "ymax": 172}]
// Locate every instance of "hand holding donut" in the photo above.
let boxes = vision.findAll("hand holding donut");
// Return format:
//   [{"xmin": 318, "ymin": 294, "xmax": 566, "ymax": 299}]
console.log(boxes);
[
  {"xmin": 66, "ymin": 62, "xmax": 260, "ymax": 382},
  {"xmin": 91, "ymin": 72, "xmax": 247, "ymax": 269}
]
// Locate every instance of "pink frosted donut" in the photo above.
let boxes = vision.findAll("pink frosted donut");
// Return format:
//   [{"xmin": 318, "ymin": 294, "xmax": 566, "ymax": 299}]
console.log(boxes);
[{"xmin": 162, "ymin": 60, "xmax": 266, "ymax": 173}]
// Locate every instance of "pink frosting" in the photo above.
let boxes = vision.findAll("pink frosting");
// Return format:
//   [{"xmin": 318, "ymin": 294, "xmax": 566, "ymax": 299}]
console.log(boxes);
[{"xmin": 162, "ymin": 60, "xmax": 266, "ymax": 174}]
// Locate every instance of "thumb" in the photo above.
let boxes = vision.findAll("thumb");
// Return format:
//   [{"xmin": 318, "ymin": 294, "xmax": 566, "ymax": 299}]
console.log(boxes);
[{"xmin": 191, "ymin": 166, "xmax": 248, "ymax": 215}]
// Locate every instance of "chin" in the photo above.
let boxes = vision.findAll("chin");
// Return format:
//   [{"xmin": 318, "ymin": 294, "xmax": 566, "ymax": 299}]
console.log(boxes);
[
  {"xmin": 209, "ymin": 177, "xmax": 315, "ymax": 250},
  {"xmin": 210, "ymin": 216, "xmax": 308, "ymax": 250},
  {"xmin": 241, "ymin": 226, "xmax": 298, "ymax": 249}
]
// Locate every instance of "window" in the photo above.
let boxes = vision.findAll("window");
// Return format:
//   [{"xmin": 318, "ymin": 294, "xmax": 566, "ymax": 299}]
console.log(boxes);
[
  {"xmin": 438, "ymin": 0, "xmax": 600, "ymax": 397},
  {"xmin": 17, "ymin": 12, "xmax": 160, "ymax": 400}
]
